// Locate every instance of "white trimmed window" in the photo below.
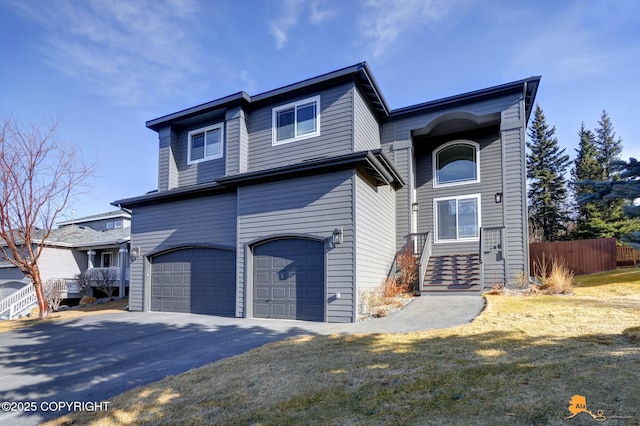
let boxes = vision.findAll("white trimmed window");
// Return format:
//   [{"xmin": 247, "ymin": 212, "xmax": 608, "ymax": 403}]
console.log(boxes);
[
  {"xmin": 272, "ymin": 95, "xmax": 320, "ymax": 145},
  {"xmin": 188, "ymin": 123, "xmax": 224, "ymax": 164},
  {"xmin": 434, "ymin": 194, "xmax": 481, "ymax": 242},
  {"xmin": 433, "ymin": 140, "xmax": 480, "ymax": 187}
]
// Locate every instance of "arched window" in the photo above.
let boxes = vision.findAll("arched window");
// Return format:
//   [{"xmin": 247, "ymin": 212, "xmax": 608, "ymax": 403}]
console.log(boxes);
[{"xmin": 433, "ymin": 141, "xmax": 480, "ymax": 187}]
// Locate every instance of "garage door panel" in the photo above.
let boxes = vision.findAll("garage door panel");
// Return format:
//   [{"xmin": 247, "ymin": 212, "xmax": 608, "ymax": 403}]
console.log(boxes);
[
  {"xmin": 253, "ymin": 239, "xmax": 324, "ymax": 321},
  {"xmin": 151, "ymin": 248, "xmax": 236, "ymax": 316}
]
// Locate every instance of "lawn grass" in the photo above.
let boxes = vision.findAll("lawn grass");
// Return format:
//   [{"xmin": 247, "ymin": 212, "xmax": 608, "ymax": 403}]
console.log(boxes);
[
  {"xmin": 47, "ymin": 269, "xmax": 640, "ymax": 425},
  {"xmin": 0, "ymin": 299, "xmax": 128, "ymax": 333}
]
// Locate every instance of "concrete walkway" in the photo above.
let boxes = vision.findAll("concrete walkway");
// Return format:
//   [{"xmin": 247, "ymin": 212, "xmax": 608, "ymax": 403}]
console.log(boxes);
[{"xmin": 0, "ymin": 295, "xmax": 484, "ymax": 426}]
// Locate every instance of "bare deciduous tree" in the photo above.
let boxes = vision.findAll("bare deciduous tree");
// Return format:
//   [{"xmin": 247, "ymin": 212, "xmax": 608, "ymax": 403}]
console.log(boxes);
[
  {"xmin": 43, "ymin": 278, "xmax": 66, "ymax": 311},
  {"xmin": 0, "ymin": 116, "xmax": 94, "ymax": 318},
  {"xmin": 91, "ymin": 268, "xmax": 118, "ymax": 301}
]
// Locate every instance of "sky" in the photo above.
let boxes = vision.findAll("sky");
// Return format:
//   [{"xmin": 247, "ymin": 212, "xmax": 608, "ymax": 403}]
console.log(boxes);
[{"xmin": 0, "ymin": 0, "xmax": 638, "ymax": 221}]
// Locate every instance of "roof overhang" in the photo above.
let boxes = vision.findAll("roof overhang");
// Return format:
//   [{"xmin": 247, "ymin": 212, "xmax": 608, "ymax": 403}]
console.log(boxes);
[
  {"xmin": 145, "ymin": 63, "xmax": 391, "ymax": 133},
  {"xmin": 113, "ymin": 150, "xmax": 403, "ymax": 209},
  {"xmin": 388, "ymin": 76, "xmax": 541, "ymax": 124}
]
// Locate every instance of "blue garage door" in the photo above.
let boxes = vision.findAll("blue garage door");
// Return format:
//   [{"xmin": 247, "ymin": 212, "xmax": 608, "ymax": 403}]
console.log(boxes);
[
  {"xmin": 253, "ymin": 238, "xmax": 324, "ymax": 321},
  {"xmin": 151, "ymin": 248, "xmax": 235, "ymax": 316}
]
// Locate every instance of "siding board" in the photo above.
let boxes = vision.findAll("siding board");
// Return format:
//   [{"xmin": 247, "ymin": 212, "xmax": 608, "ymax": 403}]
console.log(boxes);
[
  {"xmin": 237, "ymin": 170, "xmax": 355, "ymax": 322},
  {"xmin": 129, "ymin": 192, "xmax": 237, "ymax": 311},
  {"xmin": 248, "ymin": 84, "xmax": 354, "ymax": 172},
  {"xmin": 354, "ymin": 171, "xmax": 396, "ymax": 314},
  {"xmin": 353, "ymin": 87, "xmax": 381, "ymax": 151}
]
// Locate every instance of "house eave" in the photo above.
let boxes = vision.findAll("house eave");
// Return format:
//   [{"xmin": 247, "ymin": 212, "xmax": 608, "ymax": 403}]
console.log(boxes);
[
  {"xmin": 388, "ymin": 76, "xmax": 541, "ymax": 122},
  {"xmin": 216, "ymin": 150, "xmax": 403, "ymax": 188},
  {"xmin": 112, "ymin": 182, "xmax": 232, "ymax": 209},
  {"xmin": 145, "ymin": 62, "xmax": 390, "ymax": 132}
]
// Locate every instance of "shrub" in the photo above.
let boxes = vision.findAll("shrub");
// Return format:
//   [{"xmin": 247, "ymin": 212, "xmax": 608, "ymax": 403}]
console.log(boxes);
[
  {"xmin": 394, "ymin": 245, "xmax": 417, "ymax": 293},
  {"xmin": 532, "ymin": 254, "xmax": 574, "ymax": 294},
  {"xmin": 43, "ymin": 278, "xmax": 66, "ymax": 311}
]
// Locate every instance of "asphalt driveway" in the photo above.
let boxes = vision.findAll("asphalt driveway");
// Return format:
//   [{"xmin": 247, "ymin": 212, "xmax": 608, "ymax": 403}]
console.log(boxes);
[{"xmin": 0, "ymin": 295, "xmax": 484, "ymax": 425}]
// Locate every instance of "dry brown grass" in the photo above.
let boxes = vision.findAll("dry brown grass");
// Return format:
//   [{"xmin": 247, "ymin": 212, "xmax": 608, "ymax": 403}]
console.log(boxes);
[
  {"xmin": 0, "ymin": 299, "xmax": 128, "ymax": 333},
  {"xmin": 44, "ymin": 269, "xmax": 640, "ymax": 426},
  {"xmin": 531, "ymin": 254, "xmax": 574, "ymax": 294}
]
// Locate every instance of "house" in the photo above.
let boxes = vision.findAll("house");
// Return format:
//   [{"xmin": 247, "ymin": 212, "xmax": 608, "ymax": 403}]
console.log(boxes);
[
  {"xmin": 113, "ymin": 62, "xmax": 539, "ymax": 323},
  {"xmin": 0, "ymin": 210, "xmax": 131, "ymax": 305}
]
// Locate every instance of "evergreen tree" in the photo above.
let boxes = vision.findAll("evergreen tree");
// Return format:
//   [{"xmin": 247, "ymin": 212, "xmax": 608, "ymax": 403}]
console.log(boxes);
[
  {"xmin": 595, "ymin": 110, "xmax": 623, "ymax": 179},
  {"xmin": 571, "ymin": 123, "xmax": 605, "ymax": 239},
  {"xmin": 593, "ymin": 110, "xmax": 628, "ymax": 238},
  {"xmin": 581, "ymin": 158, "xmax": 640, "ymax": 248},
  {"xmin": 526, "ymin": 105, "xmax": 571, "ymax": 242},
  {"xmin": 575, "ymin": 111, "xmax": 640, "ymax": 242}
]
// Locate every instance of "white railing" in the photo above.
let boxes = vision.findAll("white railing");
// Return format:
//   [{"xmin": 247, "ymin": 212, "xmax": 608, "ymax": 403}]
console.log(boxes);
[
  {"xmin": 0, "ymin": 284, "xmax": 37, "ymax": 320},
  {"xmin": 87, "ymin": 267, "xmax": 121, "ymax": 281}
]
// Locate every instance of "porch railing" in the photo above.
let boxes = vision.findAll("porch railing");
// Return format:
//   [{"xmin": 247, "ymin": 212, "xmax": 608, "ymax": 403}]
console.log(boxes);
[
  {"xmin": 479, "ymin": 227, "xmax": 505, "ymax": 263},
  {"xmin": 405, "ymin": 232, "xmax": 430, "ymax": 256},
  {"xmin": 479, "ymin": 226, "xmax": 506, "ymax": 289},
  {"xmin": 0, "ymin": 284, "xmax": 37, "ymax": 320},
  {"xmin": 87, "ymin": 267, "xmax": 121, "ymax": 281}
]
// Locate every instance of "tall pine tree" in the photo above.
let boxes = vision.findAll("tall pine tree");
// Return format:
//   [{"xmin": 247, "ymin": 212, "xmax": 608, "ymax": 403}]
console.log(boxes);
[
  {"xmin": 595, "ymin": 110, "xmax": 622, "ymax": 179},
  {"xmin": 572, "ymin": 122, "xmax": 605, "ymax": 239},
  {"xmin": 526, "ymin": 105, "xmax": 571, "ymax": 242},
  {"xmin": 593, "ymin": 110, "xmax": 627, "ymax": 238},
  {"xmin": 575, "ymin": 110, "xmax": 640, "ymax": 241}
]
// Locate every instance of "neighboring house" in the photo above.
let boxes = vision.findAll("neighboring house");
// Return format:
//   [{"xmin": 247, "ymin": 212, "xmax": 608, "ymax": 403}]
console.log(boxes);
[
  {"xmin": 0, "ymin": 210, "xmax": 131, "ymax": 299},
  {"xmin": 113, "ymin": 62, "xmax": 539, "ymax": 323}
]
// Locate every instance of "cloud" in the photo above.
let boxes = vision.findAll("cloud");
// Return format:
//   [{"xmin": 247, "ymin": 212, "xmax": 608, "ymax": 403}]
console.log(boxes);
[
  {"xmin": 268, "ymin": 0, "xmax": 304, "ymax": 49},
  {"xmin": 268, "ymin": 0, "xmax": 335, "ymax": 49},
  {"xmin": 310, "ymin": 1, "xmax": 335, "ymax": 24},
  {"xmin": 358, "ymin": 0, "xmax": 459, "ymax": 57},
  {"xmin": 9, "ymin": 0, "xmax": 203, "ymax": 108}
]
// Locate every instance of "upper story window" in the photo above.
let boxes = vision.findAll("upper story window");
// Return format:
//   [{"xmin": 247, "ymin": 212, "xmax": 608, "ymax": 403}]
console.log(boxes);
[
  {"xmin": 188, "ymin": 123, "xmax": 224, "ymax": 164},
  {"xmin": 272, "ymin": 95, "xmax": 320, "ymax": 145},
  {"xmin": 433, "ymin": 140, "xmax": 480, "ymax": 187}
]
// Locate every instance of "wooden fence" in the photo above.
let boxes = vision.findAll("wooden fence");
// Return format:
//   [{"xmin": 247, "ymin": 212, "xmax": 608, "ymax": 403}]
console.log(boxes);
[
  {"xmin": 529, "ymin": 238, "xmax": 617, "ymax": 276},
  {"xmin": 617, "ymin": 245, "xmax": 640, "ymax": 267}
]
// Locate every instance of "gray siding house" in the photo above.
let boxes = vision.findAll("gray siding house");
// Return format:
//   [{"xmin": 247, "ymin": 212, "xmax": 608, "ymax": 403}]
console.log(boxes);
[
  {"xmin": 114, "ymin": 63, "xmax": 539, "ymax": 323},
  {"xmin": 0, "ymin": 210, "xmax": 131, "ymax": 299}
]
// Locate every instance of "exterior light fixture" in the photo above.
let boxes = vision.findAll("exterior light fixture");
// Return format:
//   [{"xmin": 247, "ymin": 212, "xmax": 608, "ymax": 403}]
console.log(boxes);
[
  {"xmin": 130, "ymin": 246, "xmax": 140, "ymax": 262},
  {"xmin": 495, "ymin": 192, "xmax": 503, "ymax": 203},
  {"xmin": 332, "ymin": 227, "xmax": 343, "ymax": 245},
  {"xmin": 412, "ymin": 202, "xmax": 420, "ymax": 213}
]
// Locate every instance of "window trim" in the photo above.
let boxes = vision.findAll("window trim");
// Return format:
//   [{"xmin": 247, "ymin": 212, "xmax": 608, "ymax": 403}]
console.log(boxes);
[
  {"xmin": 432, "ymin": 140, "xmax": 480, "ymax": 188},
  {"xmin": 272, "ymin": 95, "xmax": 321, "ymax": 146},
  {"xmin": 187, "ymin": 123, "xmax": 224, "ymax": 165},
  {"xmin": 433, "ymin": 193, "xmax": 482, "ymax": 243}
]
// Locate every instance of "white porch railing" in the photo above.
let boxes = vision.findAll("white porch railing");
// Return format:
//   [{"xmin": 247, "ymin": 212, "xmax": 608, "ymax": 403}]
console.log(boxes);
[
  {"xmin": 87, "ymin": 267, "xmax": 121, "ymax": 281},
  {"xmin": 0, "ymin": 284, "xmax": 37, "ymax": 320}
]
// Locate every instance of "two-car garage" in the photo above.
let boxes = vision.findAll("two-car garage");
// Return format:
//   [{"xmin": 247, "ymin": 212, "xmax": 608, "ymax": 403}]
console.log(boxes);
[{"xmin": 149, "ymin": 239, "xmax": 325, "ymax": 321}]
